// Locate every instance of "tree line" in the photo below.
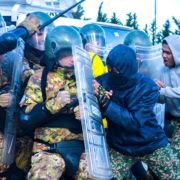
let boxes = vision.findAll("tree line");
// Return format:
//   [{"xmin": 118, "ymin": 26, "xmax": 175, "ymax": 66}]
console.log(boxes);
[{"xmin": 72, "ymin": 2, "xmax": 180, "ymax": 45}]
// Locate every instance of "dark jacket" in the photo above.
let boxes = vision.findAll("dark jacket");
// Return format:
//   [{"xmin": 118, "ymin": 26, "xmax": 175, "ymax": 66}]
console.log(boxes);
[{"xmin": 96, "ymin": 44, "xmax": 168, "ymax": 156}]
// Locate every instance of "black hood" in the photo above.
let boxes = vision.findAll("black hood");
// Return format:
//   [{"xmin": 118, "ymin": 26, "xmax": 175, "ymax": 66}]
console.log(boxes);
[{"xmin": 107, "ymin": 44, "xmax": 138, "ymax": 79}]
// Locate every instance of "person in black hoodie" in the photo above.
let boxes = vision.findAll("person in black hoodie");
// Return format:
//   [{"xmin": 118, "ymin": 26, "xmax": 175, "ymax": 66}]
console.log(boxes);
[{"xmin": 93, "ymin": 44, "xmax": 179, "ymax": 180}]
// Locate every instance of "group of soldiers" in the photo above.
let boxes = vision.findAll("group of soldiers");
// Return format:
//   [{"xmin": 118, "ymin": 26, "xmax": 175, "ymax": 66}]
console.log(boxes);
[{"xmin": 0, "ymin": 10, "xmax": 179, "ymax": 180}]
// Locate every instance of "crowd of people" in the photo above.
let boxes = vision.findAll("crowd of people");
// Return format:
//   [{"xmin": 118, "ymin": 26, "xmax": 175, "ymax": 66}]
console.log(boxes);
[{"xmin": 0, "ymin": 11, "xmax": 179, "ymax": 180}]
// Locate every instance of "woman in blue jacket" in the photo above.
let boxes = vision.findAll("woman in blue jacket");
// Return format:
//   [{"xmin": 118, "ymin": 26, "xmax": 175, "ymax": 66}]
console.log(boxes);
[{"xmin": 93, "ymin": 44, "xmax": 179, "ymax": 179}]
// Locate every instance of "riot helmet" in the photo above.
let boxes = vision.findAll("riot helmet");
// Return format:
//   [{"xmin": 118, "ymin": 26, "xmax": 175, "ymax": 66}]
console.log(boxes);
[
  {"xmin": 71, "ymin": 26, "xmax": 80, "ymax": 32},
  {"xmin": 43, "ymin": 25, "xmax": 83, "ymax": 70},
  {"xmin": 80, "ymin": 23, "xmax": 106, "ymax": 56},
  {"xmin": 124, "ymin": 30, "xmax": 152, "ymax": 47},
  {"xmin": 25, "ymin": 12, "xmax": 54, "ymax": 51}
]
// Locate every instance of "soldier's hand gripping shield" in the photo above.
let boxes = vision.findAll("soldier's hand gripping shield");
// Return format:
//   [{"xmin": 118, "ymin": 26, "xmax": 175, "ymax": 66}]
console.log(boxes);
[
  {"xmin": 135, "ymin": 44, "xmax": 165, "ymax": 128},
  {"xmin": 1, "ymin": 38, "xmax": 25, "ymax": 165},
  {"xmin": 22, "ymin": 12, "xmax": 55, "ymax": 51},
  {"xmin": 73, "ymin": 47, "xmax": 112, "ymax": 179}
]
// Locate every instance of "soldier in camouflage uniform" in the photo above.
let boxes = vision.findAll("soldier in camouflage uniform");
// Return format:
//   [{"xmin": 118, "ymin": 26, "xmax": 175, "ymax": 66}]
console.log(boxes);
[
  {"xmin": 20, "ymin": 11, "xmax": 55, "ymax": 91},
  {"xmin": 15, "ymin": 12, "xmax": 55, "ymax": 174},
  {"xmin": 0, "ymin": 12, "xmax": 53, "ymax": 178},
  {"xmin": 93, "ymin": 44, "xmax": 180, "ymax": 180},
  {"xmin": 19, "ymin": 26, "xmax": 91, "ymax": 179}
]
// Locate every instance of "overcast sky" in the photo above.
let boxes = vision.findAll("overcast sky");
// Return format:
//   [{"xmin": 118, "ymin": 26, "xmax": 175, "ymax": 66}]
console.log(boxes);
[{"xmin": 81, "ymin": 0, "xmax": 180, "ymax": 31}]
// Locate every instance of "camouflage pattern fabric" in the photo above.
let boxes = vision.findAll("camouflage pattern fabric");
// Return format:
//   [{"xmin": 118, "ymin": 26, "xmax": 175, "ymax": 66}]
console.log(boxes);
[
  {"xmin": 15, "ymin": 136, "xmax": 33, "ymax": 172},
  {"xmin": 33, "ymin": 127, "xmax": 83, "ymax": 149},
  {"xmin": 0, "ymin": 132, "xmax": 9, "ymax": 174},
  {"xmin": 28, "ymin": 151, "xmax": 91, "ymax": 180},
  {"xmin": 109, "ymin": 145, "xmax": 180, "ymax": 180},
  {"xmin": 27, "ymin": 128, "xmax": 90, "ymax": 179},
  {"xmin": 21, "ymin": 67, "xmax": 91, "ymax": 179},
  {"xmin": 170, "ymin": 119, "xmax": 180, "ymax": 159},
  {"xmin": 75, "ymin": 153, "xmax": 92, "ymax": 180},
  {"xmin": 22, "ymin": 56, "xmax": 42, "ymax": 85},
  {"xmin": 0, "ymin": 68, "xmax": 9, "ymax": 91},
  {"xmin": 21, "ymin": 67, "xmax": 77, "ymax": 114},
  {"xmin": 28, "ymin": 151, "xmax": 65, "ymax": 180}
]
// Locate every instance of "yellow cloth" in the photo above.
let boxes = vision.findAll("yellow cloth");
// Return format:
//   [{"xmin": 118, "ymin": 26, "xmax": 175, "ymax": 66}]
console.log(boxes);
[
  {"xmin": 89, "ymin": 52, "xmax": 108, "ymax": 78},
  {"xmin": 89, "ymin": 52, "xmax": 108, "ymax": 128}
]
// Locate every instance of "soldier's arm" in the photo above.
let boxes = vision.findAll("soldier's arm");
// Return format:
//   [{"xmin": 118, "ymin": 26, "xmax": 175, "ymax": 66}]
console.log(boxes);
[{"xmin": 0, "ymin": 14, "xmax": 40, "ymax": 55}]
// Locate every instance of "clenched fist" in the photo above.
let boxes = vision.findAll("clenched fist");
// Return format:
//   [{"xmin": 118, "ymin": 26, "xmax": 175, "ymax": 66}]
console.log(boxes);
[{"xmin": 55, "ymin": 90, "xmax": 71, "ymax": 107}]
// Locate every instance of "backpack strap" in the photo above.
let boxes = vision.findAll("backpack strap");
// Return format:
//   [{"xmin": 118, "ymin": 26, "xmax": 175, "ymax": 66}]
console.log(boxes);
[{"xmin": 41, "ymin": 67, "xmax": 48, "ymax": 102}]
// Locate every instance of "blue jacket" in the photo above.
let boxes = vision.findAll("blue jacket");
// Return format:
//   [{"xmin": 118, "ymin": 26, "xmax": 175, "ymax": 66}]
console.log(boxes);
[{"xmin": 97, "ymin": 44, "xmax": 168, "ymax": 156}]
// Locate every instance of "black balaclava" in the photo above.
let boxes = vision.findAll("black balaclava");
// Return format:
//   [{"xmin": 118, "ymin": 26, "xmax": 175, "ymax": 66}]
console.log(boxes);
[{"xmin": 107, "ymin": 44, "xmax": 138, "ymax": 87}]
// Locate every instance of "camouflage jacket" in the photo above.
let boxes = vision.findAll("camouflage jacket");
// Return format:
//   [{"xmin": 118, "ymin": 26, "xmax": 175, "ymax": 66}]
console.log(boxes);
[
  {"xmin": 22, "ymin": 50, "xmax": 42, "ymax": 85},
  {"xmin": 20, "ymin": 67, "xmax": 83, "ymax": 148},
  {"xmin": 20, "ymin": 67, "xmax": 77, "ymax": 114}
]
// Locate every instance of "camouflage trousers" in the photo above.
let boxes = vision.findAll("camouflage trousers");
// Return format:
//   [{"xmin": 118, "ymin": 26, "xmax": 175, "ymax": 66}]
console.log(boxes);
[
  {"xmin": 15, "ymin": 136, "xmax": 33, "ymax": 172},
  {"xmin": 170, "ymin": 119, "xmax": 180, "ymax": 159},
  {"xmin": 27, "ymin": 151, "xmax": 91, "ymax": 180},
  {"xmin": 0, "ymin": 132, "xmax": 33, "ymax": 179},
  {"xmin": 109, "ymin": 145, "xmax": 180, "ymax": 180},
  {"xmin": 27, "ymin": 127, "xmax": 92, "ymax": 180},
  {"xmin": 0, "ymin": 131, "xmax": 9, "ymax": 174}
]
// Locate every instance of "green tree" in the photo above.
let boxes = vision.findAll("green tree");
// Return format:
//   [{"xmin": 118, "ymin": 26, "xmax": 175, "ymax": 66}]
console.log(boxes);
[
  {"xmin": 156, "ymin": 32, "xmax": 163, "ymax": 44},
  {"xmin": 96, "ymin": 2, "xmax": 109, "ymax": 22},
  {"xmin": 72, "ymin": 5, "xmax": 85, "ymax": 19},
  {"xmin": 172, "ymin": 16, "xmax": 180, "ymax": 35},
  {"xmin": 143, "ymin": 24, "xmax": 149, "ymax": 35},
  {"xmin": 109, "ymin": 12, "xmax": 122, "ymax": 25},
  {"xmin": 161, "ymin": 20, "xmax": 172, "ymax": 38},
  {"xmin": 125, "ymin": 13, "xmax": 139, "ymax": 29},
  {"xmin": 155, "ymin": 20, "xmax": 172, "ymax": 43},
  {"xmin": 150, "ymin": 20, "xmax": 157, "ymax": 45}
]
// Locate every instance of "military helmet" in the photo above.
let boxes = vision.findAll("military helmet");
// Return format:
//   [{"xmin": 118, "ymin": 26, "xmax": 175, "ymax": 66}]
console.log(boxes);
[
  {"xmin": 71, "ymin": 25, "xmax": 80, "ymax": 32},
  {"xmin": 80, "ymin": 23, "xmax": 106, "ymax": 48},
  {"xmin": 30, "ymin": 11, "xmax": 52, "ymax": 25},
  {"xmin": 26, "ymin": 11, "xmax": 54, "ymax": 51},
  {"xmin": 124, "ymin": 30, "xmax": 151, "ymax": 47},
  {"xmin": 43, "ymin": 25, "xmax": 83, "ymax": 70}
]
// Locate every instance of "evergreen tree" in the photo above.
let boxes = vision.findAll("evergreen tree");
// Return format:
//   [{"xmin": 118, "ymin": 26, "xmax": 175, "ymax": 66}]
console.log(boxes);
[
  {"xmin": 96, "ymin": 2, "xmax": 109, "ymax": 22},
  {"xmin": 161, "ymin": 20, "xmax": 172, "ymax": 38},
  {"xmin": 143, "ymin": 24, "xmax": 149, "ymax": 35},
  {"xmin": 150, "ymin": 20, "xmax": 157, "ymax": 45},
  {"xmin": 156, "ymin": 32, "xmax": 163, "ymax": 44},
  {"xmin": 109, "ymin": 12, "xmax": 122, "ymax": 25},
  {"xmin": 172, "ymin": 16, "xmax": 180, "ymax": 35},
  {"xmin": 125, "ymin": 13, "xmax": 139, "ymax": 29},
  {"xmin": 155, "ymin": 20, "xmax": 172, "ymax": 43}
]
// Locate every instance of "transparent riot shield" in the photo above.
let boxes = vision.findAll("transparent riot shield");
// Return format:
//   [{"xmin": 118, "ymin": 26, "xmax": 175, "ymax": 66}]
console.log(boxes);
[
  {"xmin": 135, "ymin": 44, "xmax": 165, "ymax": 128},
  {"xmin": 73, "ymin": 46, "xmax": 112, "ymax": 179},
  {"xmin": 2, "ymin": 38, "xmax": 24, "ymax": 165},
  {"xmin": 136, "ymin": 44, "xmax": 163, "ymax": 80},
  {"xmin": 86, "ymin": 43, "xmax": 108, "ymax": 65}
]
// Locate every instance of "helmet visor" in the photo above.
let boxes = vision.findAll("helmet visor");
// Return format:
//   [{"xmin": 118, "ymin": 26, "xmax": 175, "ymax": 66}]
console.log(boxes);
[
  {"xmin": 87, "ymin": 44, "xmax": 106, "ymax": 57},
  {"xmin": 27, "ymin": 27, "xmax": 49, "ymax": 51},
  {"xmin": 85, "ymin": 33, "xmax": 106, "ymax": 48}
]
